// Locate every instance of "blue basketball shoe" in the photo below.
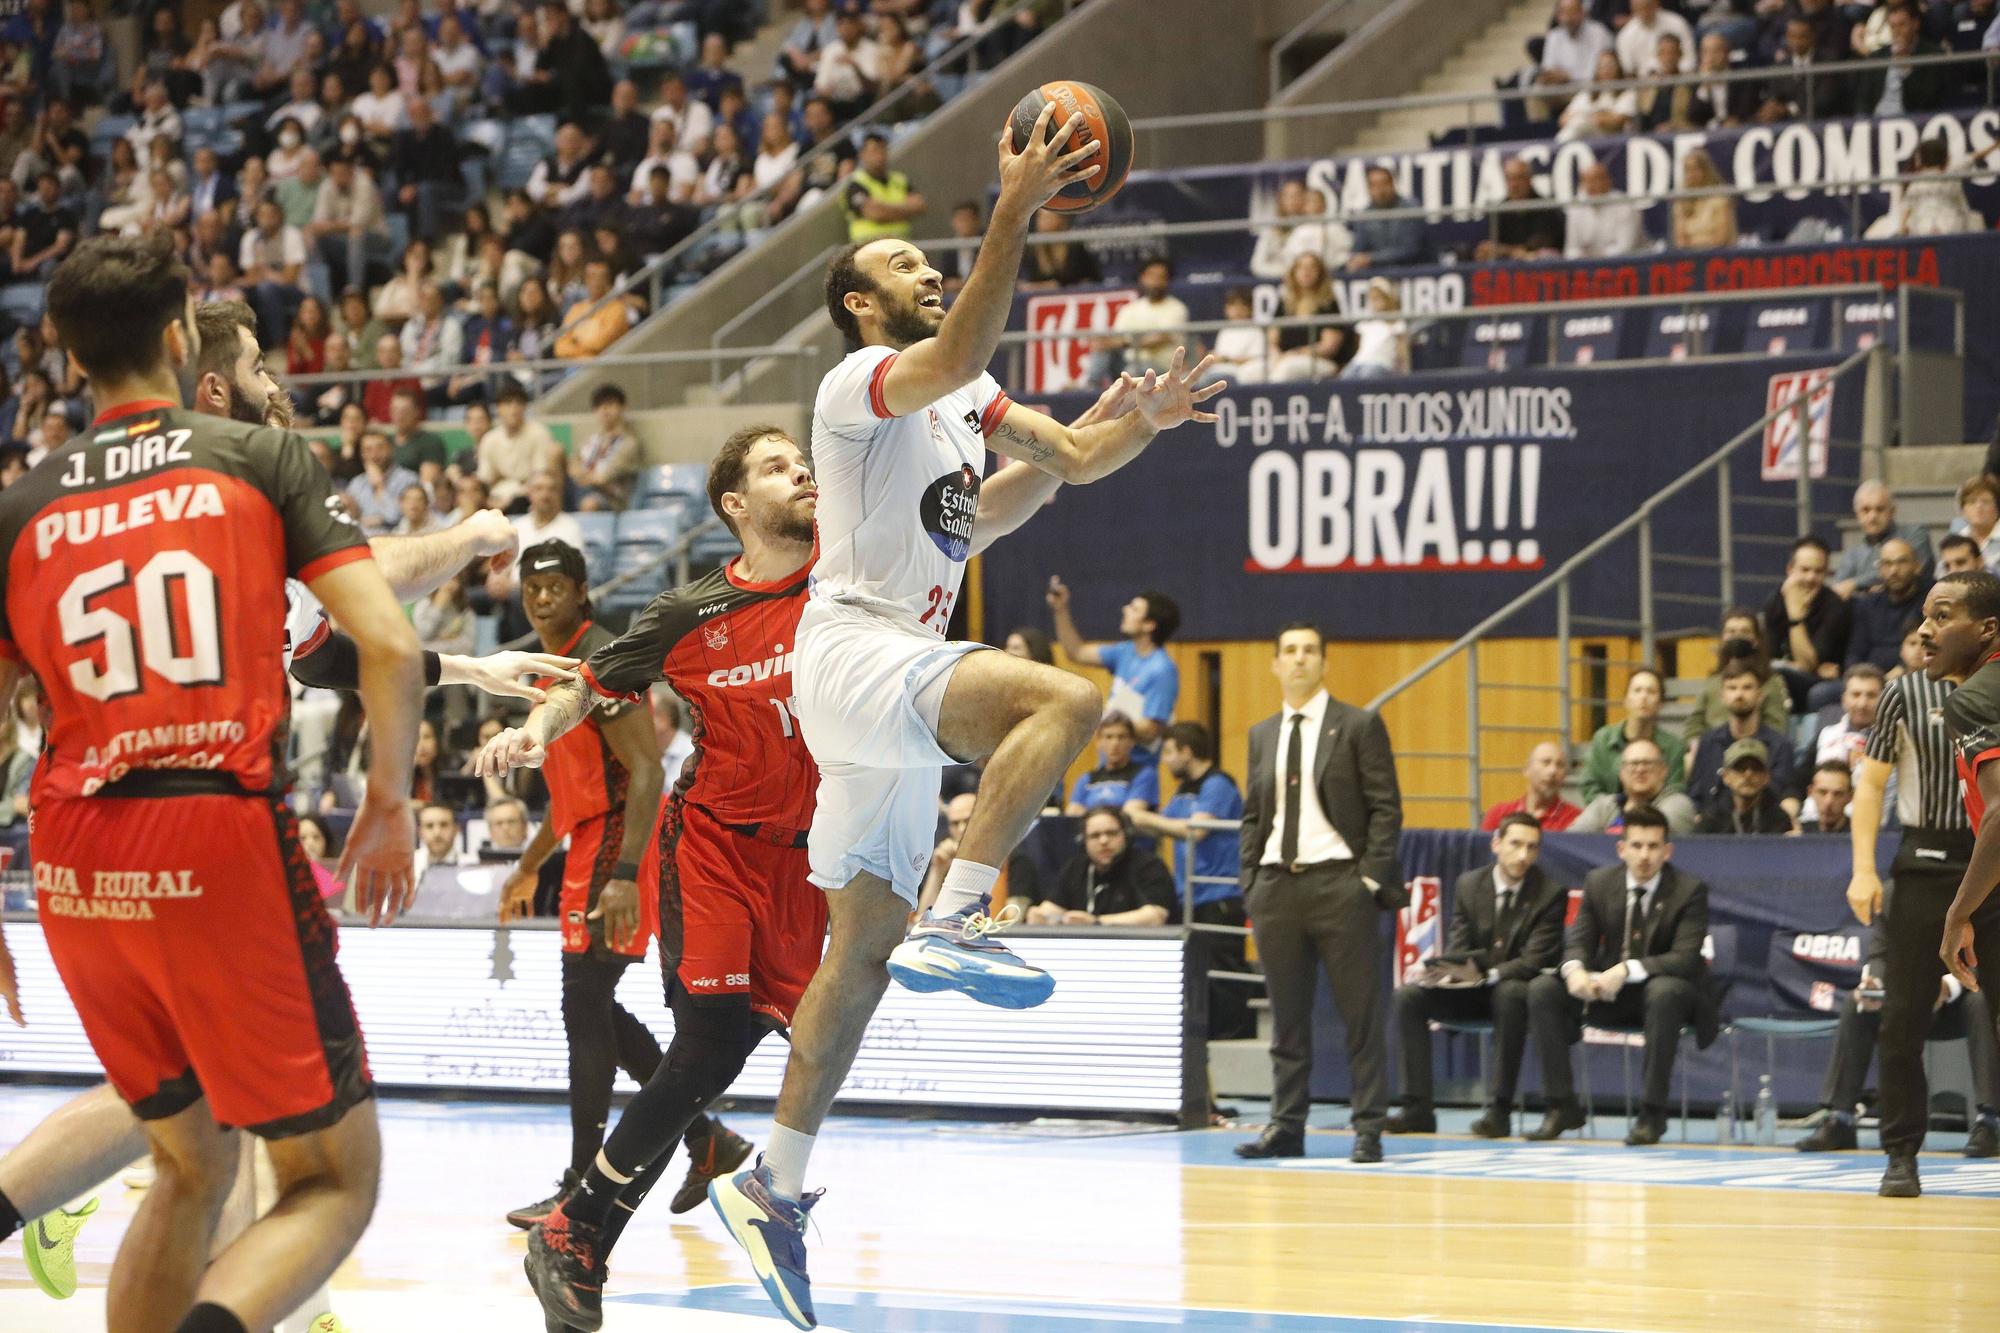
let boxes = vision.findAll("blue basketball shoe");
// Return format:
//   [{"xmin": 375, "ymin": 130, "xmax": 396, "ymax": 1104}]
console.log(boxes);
[
  {"xmin": 710, "ymin": 1159, "xmax": 824, "ymax": 1330},
  {"xmin": 887, "ymin": 900, "xmax": 1056, "ymax": 1009}
]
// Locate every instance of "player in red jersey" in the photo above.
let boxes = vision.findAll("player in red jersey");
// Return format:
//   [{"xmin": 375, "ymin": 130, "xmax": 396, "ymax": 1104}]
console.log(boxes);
[
  {"xmin": 475, "ymin": 426, "xmax": 822, "ymax": 1330},
  {"xmin": 0, "ymin": 235, "xmax": 422, "ymax": 1333},
  {"xmin": 489, "ymin": 536, "xmax": 710, "ymax": 1234}
]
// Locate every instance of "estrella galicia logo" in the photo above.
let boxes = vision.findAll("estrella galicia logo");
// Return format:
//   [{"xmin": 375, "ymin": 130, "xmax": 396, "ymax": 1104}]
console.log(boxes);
[{"xmin": 919, "ymin": 465, "xmax": 980, "ymax": 562}]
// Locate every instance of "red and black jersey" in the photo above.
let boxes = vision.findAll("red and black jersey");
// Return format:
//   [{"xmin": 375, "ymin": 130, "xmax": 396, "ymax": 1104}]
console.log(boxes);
[
  {"xmin": 582, "ymin": 557, "xmax": 814, "ymax": 832},
  {"xmin": 539, "ymin": 620, "xmax": 640, "ymax": 839},
  {"xmin": 1945, "ymin": 654, "xmax": 2000, "ymax": 824},
  {"xmin": 0, "ymin": 402, "xmax": 367, "ymax": 803}
]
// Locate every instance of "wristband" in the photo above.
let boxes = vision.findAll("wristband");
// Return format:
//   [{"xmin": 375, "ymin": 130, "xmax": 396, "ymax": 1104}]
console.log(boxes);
[{"xmin": 610, "ymin": 859, "xmax": 640, "ymax": 882}]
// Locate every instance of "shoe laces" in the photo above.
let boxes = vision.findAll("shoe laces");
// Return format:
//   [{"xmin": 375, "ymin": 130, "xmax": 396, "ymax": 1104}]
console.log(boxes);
[{"xmin": 955, "ymin": 900, "xmax": 1023, "ymax": 943}]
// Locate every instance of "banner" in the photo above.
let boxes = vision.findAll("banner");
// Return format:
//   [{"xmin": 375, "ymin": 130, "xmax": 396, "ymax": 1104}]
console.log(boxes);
[
  {"xmin": 1395, "ymin": 875, "xmax": 1443, "ymax": 985},
  {"xmin": 1761, "ymin": 368, "xmax": 1835, "ymax": 481},
  {"xmin": 980, "ymin": 357, "xmax": 1857, "ymax": 642}
]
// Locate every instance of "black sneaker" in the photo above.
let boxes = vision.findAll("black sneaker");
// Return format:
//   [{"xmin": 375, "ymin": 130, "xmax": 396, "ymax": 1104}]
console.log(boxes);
[
  {"xmin": 671, "ymin": 1120, "xmax": 755, "ymax": 1215},
  {"xmin": 1384, "ymin": 1107, "xmax": 1436, "ymax": 1134},
  {"xmin": 1967, "ymin": 1112, "xmax": 1999, "ymax": 1159},
  {"xmin": 1796, "ymin": 1116, "xmax": 1857, "ymax": 1153},
  {"xmin": 1467, "ymin": 1106, "xmax": 1513, "ymax": 1139},
  {"xmin": 508, "ymin": 1170, "xmax": 579, "ymax": 1231},
  {"xmin": 525, "ymin": 1206, "xmax": 606, "ymax": 1331}
]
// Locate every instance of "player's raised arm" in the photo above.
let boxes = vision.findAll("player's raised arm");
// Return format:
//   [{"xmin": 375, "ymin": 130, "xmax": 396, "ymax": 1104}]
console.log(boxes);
[
  {"xmin": 368, "ymin": 508, "xmax": 520, "ymax": 599},
  {"xmin": 986, "ymin": 347, "xmax": 1222, "ymax": 486},
  {"xmin": 969, "ymin": 372, "xmax": 1135, "ymax": 557},
  {"xmin": 869, "ymin": 103, "xmax": 1097, "ymax": 418}
]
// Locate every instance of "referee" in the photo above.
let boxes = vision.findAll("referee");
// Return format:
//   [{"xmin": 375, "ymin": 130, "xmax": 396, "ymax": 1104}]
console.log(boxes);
[{"xmin": 1849, "ymin": 662, "xmax": 1975, "ymax": 1197}]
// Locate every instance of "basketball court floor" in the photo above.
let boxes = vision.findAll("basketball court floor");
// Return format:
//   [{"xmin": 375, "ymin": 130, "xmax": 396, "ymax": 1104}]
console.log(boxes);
[{"xmin": 5, "ymin": 1085, "xmax": 1999, "ymax": 1331}]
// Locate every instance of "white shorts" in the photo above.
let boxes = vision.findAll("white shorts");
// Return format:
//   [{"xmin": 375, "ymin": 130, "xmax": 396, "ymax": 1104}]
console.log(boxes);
[{"xmin": 794, "ymin": 597, "xmax": 989, "ymax": 904}]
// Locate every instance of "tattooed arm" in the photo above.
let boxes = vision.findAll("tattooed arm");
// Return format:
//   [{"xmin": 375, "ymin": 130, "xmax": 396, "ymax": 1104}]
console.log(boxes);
[
  {"xmin": 970, "ymin": 373, "xmax": 1138, "ymax": 557},
  {"xmin": 472, "ymin": 677, "xmax": 599, "ymax": 776},
  {"xmin": 980, "ymin": 348, "xmax": 1223, "ymax": 487}
]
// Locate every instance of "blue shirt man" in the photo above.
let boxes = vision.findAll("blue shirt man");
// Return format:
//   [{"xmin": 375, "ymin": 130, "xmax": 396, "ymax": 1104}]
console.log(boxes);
[
  {"xmin": 1047, "ymin": 577, "xmax": 1182, "ymax": 759},
  {"xmin": 1131, "ymin": 721, "xmax": 1244, "ymax": 910}
]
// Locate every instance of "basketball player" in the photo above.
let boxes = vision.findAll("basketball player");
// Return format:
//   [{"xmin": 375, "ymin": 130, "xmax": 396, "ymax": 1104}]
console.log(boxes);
[
  {"xmin": 0, "ymin": 235, "xmax": 420, "ymax": 1333},
  {"xmin": 487, "ymin": 538, "xmax": 754, "ymax": 1236},
  {"xmin": 0, "ymin": 298, "xmax": 558, "ymax": 1330},
  {"xmin": 708, "ymin": 104, "xmax": 1221, "ymax": 1328},
  {"xmin": 1912, "ymin": 570, "xmax": 2000, "ymax": 1197}
]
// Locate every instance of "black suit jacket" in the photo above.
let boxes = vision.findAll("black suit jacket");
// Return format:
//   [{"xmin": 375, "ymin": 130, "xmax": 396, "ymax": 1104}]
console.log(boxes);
[
  {"xmin": 1566, "ymin": 862, "xmax": 1709, "ymax": 978},
  {"xmin": 1445, "ymin": 864, "xmax": 1566, "ymax": 982},
  {"xmin": 1854, "ymin": 42, "xmax": 1954, "ymax": 114},
  {"xmin": 1239, "ymin": 695, "xmax": 1405, "ymax": 908}
]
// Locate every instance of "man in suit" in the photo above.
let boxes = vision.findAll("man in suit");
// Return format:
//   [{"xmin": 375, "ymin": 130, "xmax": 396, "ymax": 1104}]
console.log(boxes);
[
  {"xmin": 1526, "ymin": 805, "xmax": 1710, "ymax": 1145},
  {"xmin": 1388, "ymin": 812, "xmax": 1567, "ymax": 1137},
  {"xmin": 1235, "ymin": 622, "xmax": 1405, "ymax": 1164},
  {"xmin": 1854, "ymin": 4, "xmax": 1952, "ymax": 117}
]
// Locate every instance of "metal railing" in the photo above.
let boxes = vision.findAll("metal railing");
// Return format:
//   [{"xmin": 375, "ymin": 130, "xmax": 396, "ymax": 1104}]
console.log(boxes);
[
  {"xmin": 1364, "ymin": 344, "xmax": 1880, "ymax": 825},
  {"xmin": 1270, "ymin": 0, "xmax": 1367, "ymax": 98}
]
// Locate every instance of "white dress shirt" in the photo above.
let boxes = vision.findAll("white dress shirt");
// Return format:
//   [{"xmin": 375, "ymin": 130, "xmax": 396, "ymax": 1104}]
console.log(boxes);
[
  {"xmin": 1563, "ymin": 873, "xmax": 1660, "ymax": 986},
  {"xmin": 1259, "ymin": 689, "xmax": 1356, "ymax": 868}
]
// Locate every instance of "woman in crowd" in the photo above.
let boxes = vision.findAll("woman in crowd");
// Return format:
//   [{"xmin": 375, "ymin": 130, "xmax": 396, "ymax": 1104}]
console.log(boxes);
[
  {"xmin": 288, "ymin": 294, "xmax": 332, "ymax": 377},
  {"xmin": 295, "ymin": 815, "xmax": 348, "ymax": 905},
  {"xmin": 268, "ymin": 116, "xmax": 312, "ymax": 180},
  {"xmin": 1948, "ymin": 473, "xmax": 2000, "ymax": 572},
  {"xmin": 696, "ymin": 121, "xmax": 753, "ymax": 210},
  {"xmin": 1580, "ymin": 667, "xmax": 1689, "ymax": 801},
  {"xmin": 1558, "ymin": 51, "xmax": 1637, "ymax": 143},
  {"xmin": 545, "ymin": 229, "xmax": 593, "ymax": 307},
  {"xmin": 1268, "ymin": 252, "xmax": 1348, "ymax": 382},
  {"xmin": 1004, "ymin": 627, "xmax": 1056, "ymax": 665},
  {"xmin": 352, "ymin": 63, "xmax": 408, "ymax": 157},
  {"xmin": 94, "ymin": 135, "xmax": 147, "ymax": 233},
  {"xmin": 442, "ymin": 204, "xmax": 496, "ymax": 293},
  {"xmin": 143, "ymin": 166, "xmax": 189, "ymax": 233},
  {"xmin": 4, "ymin": 368, "xmax": 52, "ymax": 451},
  {"xmin": 1671, "ymin": 148, "xmax": 1737, "ymax": 249},
  {"xmin": 751, "ymin": 112, "xmax": 800, "ymax": 196},
  {"xmin": 374, "ymin": 238, "xmax": 435, "ymax": 325},
  {"xmin": 1019, "ymin": 208, "xmax": 1101, "ymax": 290},
  {"xmin": 511, "ymin": 276, "xmax": 561, "ymax": 361}
]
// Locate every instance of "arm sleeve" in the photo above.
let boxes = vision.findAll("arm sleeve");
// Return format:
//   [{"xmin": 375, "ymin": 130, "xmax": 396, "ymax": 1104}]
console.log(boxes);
[
  {"xmin": 580, "ymin": 590, "xmax": 686, "ymax": 703},
  {"xmin": 262, "ymin": 429, "xmax": 371, "ymax": 582},
  {"xmin": 815, "ymin": 345, "xmax": 900, "ymax": 434},
  {"xmin": 1195, "ymin": 774, "xmax": 1242, "ymax": 823},
  {"xmin": 1505, "ymin": 891, "xmax": 1569, "ymax": 981},
  {"xmin": 1643, "ymin": 881, "xmax": 1710, "ymax": 980},
  {"xmin": 1126, "ymin": 764, "xmax": 1160, "ymax": 810},
  {"xmin": 290, "ymin": 631, "xmax": 440, "ymax": 690}
]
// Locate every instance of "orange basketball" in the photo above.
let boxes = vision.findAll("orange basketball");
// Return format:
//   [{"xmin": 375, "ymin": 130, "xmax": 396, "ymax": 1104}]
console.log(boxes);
[{"xmin": 1007, "ymin": 81, "xmax": 1133, "ymax": 214}]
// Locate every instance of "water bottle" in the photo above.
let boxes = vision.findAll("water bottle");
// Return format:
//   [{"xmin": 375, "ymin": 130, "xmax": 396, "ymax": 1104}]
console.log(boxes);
[
  {"xmin": 1754, "ymin": 1074, "xmax": 1778, "ymax": 1147},
  {"xmin": 1715, "ymin": 1087, "xmax": 1737, "ymax": 1145}
]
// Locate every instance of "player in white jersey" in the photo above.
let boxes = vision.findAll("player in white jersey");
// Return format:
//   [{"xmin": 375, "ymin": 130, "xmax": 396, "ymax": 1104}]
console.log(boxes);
[
  {"xmin": 711, "ymin": 103, "xmax": 1221, "ymax": 1328},
  {"xmin": 0, "ymin": 302, "xmax": 568, "ymax": 1330}
]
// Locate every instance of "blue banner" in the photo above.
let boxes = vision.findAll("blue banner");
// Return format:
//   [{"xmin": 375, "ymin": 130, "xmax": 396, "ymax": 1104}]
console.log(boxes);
[{"xmin": 983, "ymin": 357, "xmax": 1857, "ymax": 643}]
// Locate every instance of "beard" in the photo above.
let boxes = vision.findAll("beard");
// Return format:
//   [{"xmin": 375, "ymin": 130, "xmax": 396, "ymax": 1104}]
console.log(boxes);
[
  {"xmin": 773, "ymin": 508, "xmax": 816, "ymax": 544},
  {"xmin": 877, "ymin": 290, "xmax": 938, "ymax": 347},
  {"xmin": 262, "ymin": 389, "xmax": 295, "ymax": 429},
  {"xmin": 219, "ymin": 383, "xmax": 266, "ymax": 426}
]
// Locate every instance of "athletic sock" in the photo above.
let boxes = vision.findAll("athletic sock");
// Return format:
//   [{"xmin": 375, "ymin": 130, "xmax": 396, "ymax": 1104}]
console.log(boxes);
[
  {"xmin": 764, "ymin": 1123, "xmax": 816, "ymax": 1202},
  {"xmin": 0, "ymin": 1187, "xmax": 22, "ymax": 1241},
  {"xmin": 933, "ymin": 859, "xmax": 1000, "ymax": 919},
  {"xmin": 562, "ymin": 1148, "xmax": 638, "ymax": 1231},
  {"xmin": 176, "ymin": 1304, "xmax": 249, "ymax": 1333}
]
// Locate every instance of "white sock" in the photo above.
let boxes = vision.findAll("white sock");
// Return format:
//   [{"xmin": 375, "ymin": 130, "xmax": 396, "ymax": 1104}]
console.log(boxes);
[
  {"xmin": 933, "ymin": 859, "xmax": 1000, "ymax": 918},
  {"xmin": 764, "ymin": 1123, "xmax": 816, "ymax": 1202}
]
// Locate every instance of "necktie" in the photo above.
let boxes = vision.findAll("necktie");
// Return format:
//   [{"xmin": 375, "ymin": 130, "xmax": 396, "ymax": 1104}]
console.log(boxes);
[
  {"xmin": 1493, "ymin": 889, "xmax": 1516, "ymax": 957},
  {"xmin": 1280, "ymin": 713, "xmax": 1305, "ymax": 867},
  {"xmin": 1623, "ymin": 885, "xmax": 1647, "ymax": 961}
]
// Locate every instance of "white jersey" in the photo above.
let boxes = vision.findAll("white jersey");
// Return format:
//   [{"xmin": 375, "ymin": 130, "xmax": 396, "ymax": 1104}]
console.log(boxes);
[
  {"xmin": 809, "ymin": 345, "xmax": 1012, "ymax": 633},
  {"xmin": 283, "ymin": 579, "xmax": 332, "ymax": 672}
]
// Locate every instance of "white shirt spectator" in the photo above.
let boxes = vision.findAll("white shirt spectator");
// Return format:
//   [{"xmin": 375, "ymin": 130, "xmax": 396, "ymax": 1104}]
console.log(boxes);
[
  {"xmin": 266, "ymin": 98, "xmax": 324, "ymax": 136},
  {"xmin": 753, "ymin": 141, "xmax": 801, "ymax": 193},
  {"xmin": 434, "ymin": 40, "xmax": 483, "ymax": 88},
  {"xmin": 1616, "ymin": 10, "xmax": 1696, "ymax": 75},
  {"xmin": 350, "ymin": 88, "xmax": 408, "ymax": 136},
  {"xmin": 1565, "ymin": 195, "xmax": 1647, "ymax": 257},
  {"xmin": 1250, "ymin": 218, "xmax": 1354, "ymax": 280},
  {"xmin": 650, "ymin": 99, "xmax": 715, "ymax": 156},
  {"xmin": 630, "ymin": 150, "xmax": 700, "ymax": 202},
  {"xmin": 1210, "ymin": 322, "xmax": 1266, "ymax": 379},
  {"xmin": 1542, "ymin": 19, "xmax": 1615, "ymax": 83},
  {"xmin": 1347, "ymin": 318, "xmax": 1408, "ymax": 375},
  {"xmin": 814, "ymin": 35, "xmax": 881, "ymax": 103},
  {"xmin": 1110, "ymin": 294, "xmax": 1192, "ymax": 374},
  {"xmin": 510, "ymin": 509, "xmax": 586, "ymax": 574},
  {"xmin": 239, "ymin": 223, "xmax": 308, "ymax": 275},
  {"xmin": 261, "ymin": 14, "xmax": 315, "ymax": 81},
  {"xmin": 1558, "ymin": 86, "xmax": 1639, "ymax": 141}
]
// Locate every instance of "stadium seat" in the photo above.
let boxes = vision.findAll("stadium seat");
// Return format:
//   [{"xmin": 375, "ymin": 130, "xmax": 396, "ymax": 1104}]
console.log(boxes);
[
  {"xmin": 181, "ymin": 106, "xmax": 226, "ymax": 139},
  {"xmin": 0, "ymin": 283, "xmax": 45, "ymax": 329},
  {"xmin": 600, "ymin": 542, "xmax": 668, "ymax": 612},
  {"xmin": 689, "ymin": 524, "xmax": 743, "ymax": 569},
  {"xmin": 614, "ymin": 507, "xmax": 683, "ymax": 552},
  {"xmin": 571, "ymin": 512, "xmax": 617, "ymax": 578}
]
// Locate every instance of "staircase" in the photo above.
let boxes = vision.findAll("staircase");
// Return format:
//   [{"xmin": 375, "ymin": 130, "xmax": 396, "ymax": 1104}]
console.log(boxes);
[{"xmin": 1340, "ymin": 0, "xmax": 1551, "ymax": 153}]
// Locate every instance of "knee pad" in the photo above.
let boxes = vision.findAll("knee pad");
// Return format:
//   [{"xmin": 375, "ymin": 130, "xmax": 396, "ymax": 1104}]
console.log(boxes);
[{"xmin": 664, "ymin": 996, "xmax": 755, "ymax": 1106}]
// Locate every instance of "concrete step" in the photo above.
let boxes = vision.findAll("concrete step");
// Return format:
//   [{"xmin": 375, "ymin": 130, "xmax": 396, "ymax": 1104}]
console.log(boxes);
[
  {"xmin": 1334, "ymin": 0, "xmax": 1556, "ymax": 154},
  {"xmin": 1883, "ymin": 444, "xmax": 1984, "ymax": 490}
]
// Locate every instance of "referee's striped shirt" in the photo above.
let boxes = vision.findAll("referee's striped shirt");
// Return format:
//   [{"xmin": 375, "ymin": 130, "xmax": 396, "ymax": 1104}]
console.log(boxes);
[{"xmin": 1864, "ymin": 671, "xmax": 1968, "ymax": 831}]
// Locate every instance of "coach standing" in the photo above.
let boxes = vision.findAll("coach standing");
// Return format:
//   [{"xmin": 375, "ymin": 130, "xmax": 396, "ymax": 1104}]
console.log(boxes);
[{"xmin": 1235, "ymin": 622, "xmax": 1406, "ymax": 1164}]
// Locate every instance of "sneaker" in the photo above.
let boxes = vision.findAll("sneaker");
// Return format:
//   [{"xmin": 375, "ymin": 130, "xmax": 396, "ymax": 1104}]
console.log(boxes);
[
  {"xmin": 524, "ymin": 1206, "xmax": 606, "ymax": 1332},
  {"xmin": 23, "ymin": 1199, "xmax": 97, "ymax": 1300},
  {"xmin": 887, "ymin": 901, "xmax": 1055, "ymax": 1009},
  {"xmin": 671, "ymin": 1120, "xmax": 754, "ymax": 1215},
  {"xmin": 508, "ymin": 1169, "xmax": 580, "ymax": 1231},
  {"xmin": 121, "ymin": 1158, "xmax": 155, "ymax": 1190},
  {"xmin": 709, "ymin": 1158, "xmax": 824, "ymax": 1330},
  {"xmin": 1879, "ymin": 1154, "xmax": 1922, "ymax": 1198}
]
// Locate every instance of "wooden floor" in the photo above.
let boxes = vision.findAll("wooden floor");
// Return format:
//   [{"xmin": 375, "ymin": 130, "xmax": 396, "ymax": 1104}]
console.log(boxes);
[{"xmin": 5, "ymin": 1088, "xmax": 2000, "ymax": 1331}]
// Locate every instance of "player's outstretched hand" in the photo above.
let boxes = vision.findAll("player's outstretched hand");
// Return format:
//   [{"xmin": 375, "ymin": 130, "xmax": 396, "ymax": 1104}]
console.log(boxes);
[
  {"xmin": 997, "ymin": 101, "xmax": 1098, "ymax": 213},
  {"xmin": 1131, "ymin": 348, "xmax": 1225, "ymax": 431},
  {"xmin": 588, "ymin": 878, "xmax": 643, "ymax": 953},
  {"xmin": 341, "ymin": 794, "xmax": 417, "ymax": 928},
  {"xmin": 460, "ymin": 508, "xmax": 520, "ymax": 572},
  {"xmin": 456, "ymin": 651, "xmax": 580, "ymax": 702},
  {"xmin": 474, "ymin": 726, "xmax": 547, "ymax": 776},
  {"xmin": 0, "ymin": 923, "xmax": 23, "ymax": 1026}
]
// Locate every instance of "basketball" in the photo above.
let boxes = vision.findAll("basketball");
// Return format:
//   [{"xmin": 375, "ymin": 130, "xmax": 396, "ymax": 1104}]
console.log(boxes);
[{"xmin": 1007, "ymin": 80, "xmax": 1133, "ymax": 214}]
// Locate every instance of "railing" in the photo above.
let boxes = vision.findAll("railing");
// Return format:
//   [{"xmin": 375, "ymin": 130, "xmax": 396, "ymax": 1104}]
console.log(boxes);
[
  {"xmin": 1363, "ymin": 344, "xmax": 1880, "ymax": 825},
  {"xmin": 1269, "ymin": 0, "xmax": 1368, "ymax": 99},
  {"xmin": 1128, "ymin": 47, "xmax": 2000, "ymax": 157},
  {"xmin": 549, "ymin": 0, "xmax": 1088, "ymax": 345}
]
